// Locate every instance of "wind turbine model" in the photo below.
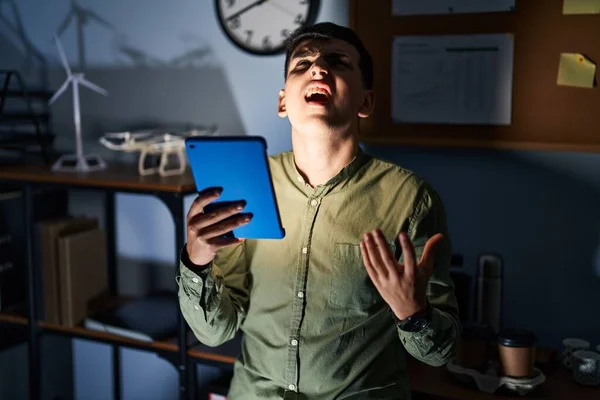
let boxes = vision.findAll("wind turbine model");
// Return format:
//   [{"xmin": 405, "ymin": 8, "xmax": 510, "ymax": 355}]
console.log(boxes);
[
  {"xmin": 48, "ymin": 35, "xmax": 108, "ymax": 172},
  {"xmin": 56, "ymin": 0, "xmax": 113, "ymax": 69}
]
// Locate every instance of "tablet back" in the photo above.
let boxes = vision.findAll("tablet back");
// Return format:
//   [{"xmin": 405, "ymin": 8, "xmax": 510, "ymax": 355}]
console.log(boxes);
[{"xmin": 185, "ymin": 136, "xmax": 285, "ymax": 239}]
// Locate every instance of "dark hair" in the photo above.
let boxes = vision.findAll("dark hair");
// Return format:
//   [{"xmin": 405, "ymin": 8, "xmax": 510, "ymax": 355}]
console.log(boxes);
[{"xmin": 283, "ymin": 22, "xmax": 373, "ymax": 90}]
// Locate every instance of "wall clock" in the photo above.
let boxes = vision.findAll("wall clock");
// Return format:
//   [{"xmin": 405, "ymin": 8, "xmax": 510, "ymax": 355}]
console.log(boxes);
[{"xmin": 215, "ymin": 0, "xmax": 321, "ymax": 56}]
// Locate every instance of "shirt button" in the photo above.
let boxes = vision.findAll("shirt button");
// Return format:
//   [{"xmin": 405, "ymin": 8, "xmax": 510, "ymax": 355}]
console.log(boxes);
[
  {"xmin": 192, "ymin": 277, "xmax": 199, "ymax": 283},
  {"xmin": 297, "ymin": 292, "xmax": 304, "ymax": 298},
  {"xmin": 194, "ymin": 305, "xmax": 200, "ymax": 311},
  {"xmin": 288, "ymin": 384, "xmax": 296, "ymax": 391},
  {"xmin": 291, "ymin": 339, "xmax": 298, "ymax": 346},
  {"xmin": 310, "ymin": 199, "xmax": 318, "ymax": 206},
  {"xmin": 301, "ymin": 247, "xmax": 308, "ymax": 254}
]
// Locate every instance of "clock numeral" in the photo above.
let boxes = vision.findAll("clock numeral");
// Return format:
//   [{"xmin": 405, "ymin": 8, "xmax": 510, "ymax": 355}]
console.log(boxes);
[
  {"xmin": 225, "ymin": 0, "xmax": 235, "ymax": 7},
  {"xmin": 281, "ymin": 29, "xmax": 291, "ymax": 38},
  {"xmin": 229, "ymin": 16, "xmax": 240, "ymax": 29},
  {"xmin": 245, "ymin": 30, "xmax": 254, "ymax": 44},
  {"xmin": 294, "ymin": 14, "xmax": 304, "ymax": 25},
  {"xmin": 299, "ymin": 0, "xmax": 308, "ymax": 4},
  {"xmin": 262, "ymin": 35, "xmax": 272, "ymax": 49}
]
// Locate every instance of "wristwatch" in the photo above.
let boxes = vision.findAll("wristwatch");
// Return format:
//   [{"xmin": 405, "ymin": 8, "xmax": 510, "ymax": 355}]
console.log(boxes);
[{"xmin": 393, "ymin": 302, "xmax": 433, "ymax": 333}]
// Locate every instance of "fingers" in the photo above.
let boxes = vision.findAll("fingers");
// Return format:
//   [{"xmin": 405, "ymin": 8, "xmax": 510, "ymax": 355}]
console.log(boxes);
[
  {"xmin": 188, "ymin": 201, "xmax": 246, "ymax": 233},
  {"xmin": 362, "ymin": 230, "xmax": 398, "ymax": 280},
  {"xmin": 398, "ymin": 232, "xmax": 416, "ymax": 280},
  {"xmin": 198, "ymin": 213, "xmax": 252, "ymax": 240},
  {"xmin": 186, "ymin": 188, "xmax": 222, "ymax": 224},
  {"xmin": 372, "ymin": 229, "xmax": 399, "ymax": 276},
  {"xmin": 362, "ymin": 233, "xmax": 386, "ymax": 279},
  {"xmin": 360, "ymin": 240, "xmax": 378, "ymax": 282}
]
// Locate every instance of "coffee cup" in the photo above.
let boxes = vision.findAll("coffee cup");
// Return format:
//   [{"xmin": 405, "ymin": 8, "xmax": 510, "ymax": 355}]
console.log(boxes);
[
  {"xmin": 561, "ymin": 338, "xmax": 590, "ymax": 369},
  {"xmin": 572, "ymin": 350, "xmax": 600, "ymax": 386},
  {"xmin": 497, "ymin": 328, "xmax": 537, "ymax": 378},
  {"xmin": 456, "ymin": 322, "xmax": 495, "ymax": 372}
]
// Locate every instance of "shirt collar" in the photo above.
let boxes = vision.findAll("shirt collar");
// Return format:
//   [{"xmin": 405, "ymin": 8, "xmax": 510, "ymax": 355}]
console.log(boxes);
[{"xmin": 286, "ymin": 147, "xmax": 371, "ymax": 195}]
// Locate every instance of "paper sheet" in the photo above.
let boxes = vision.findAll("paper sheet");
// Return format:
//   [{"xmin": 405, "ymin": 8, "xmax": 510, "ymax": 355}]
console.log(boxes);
[
  {"xmin": 391, "ymin": 34, "xmax": 514, "ymax": 125},
  {"xmin": 557, "ymin": 53, "xmax": 596, "ymax": 88},
  {"xmin": 392, "ymin": 0, "xmax": 515, "ymax": 15},
  {"xmin": 563, "ymin": 0, "xmax": 600, "ymax": 14}
]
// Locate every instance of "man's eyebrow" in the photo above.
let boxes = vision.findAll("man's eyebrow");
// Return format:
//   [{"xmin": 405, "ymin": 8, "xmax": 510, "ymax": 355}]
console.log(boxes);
[
  {"xmin": 290, "ymin": 48, "xmax": 318, "ymax": 60},
  {"xmin": 291, "ymin": 49, "xmax": 352, "ymax": 61}
]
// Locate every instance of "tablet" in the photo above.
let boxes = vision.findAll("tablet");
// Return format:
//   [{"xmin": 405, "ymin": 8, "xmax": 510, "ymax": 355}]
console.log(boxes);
[{"xmin": 185, "ymin": 136, "xmax": 285, "ymax": 239}]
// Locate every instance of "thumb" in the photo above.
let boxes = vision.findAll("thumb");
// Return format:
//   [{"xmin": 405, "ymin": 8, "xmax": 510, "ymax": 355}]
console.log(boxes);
[{"xmin": 418, "ymin": 233, "xmax": 444, "ymax": 274}]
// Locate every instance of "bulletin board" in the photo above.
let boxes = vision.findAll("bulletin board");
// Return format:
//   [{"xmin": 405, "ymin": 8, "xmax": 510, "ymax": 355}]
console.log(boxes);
[{"xmin": 350, "ymin": 0, "xmax": 600, "ymax": 152}]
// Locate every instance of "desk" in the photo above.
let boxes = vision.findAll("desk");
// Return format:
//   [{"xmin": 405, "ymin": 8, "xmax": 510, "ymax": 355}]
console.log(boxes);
[
  {"xmin": 0, "ymin": 163, "xmax": 197, "ymax": 400},
  {"xmin": 408, "ymin": 358, "xmax": 598, "ymax": 399}
]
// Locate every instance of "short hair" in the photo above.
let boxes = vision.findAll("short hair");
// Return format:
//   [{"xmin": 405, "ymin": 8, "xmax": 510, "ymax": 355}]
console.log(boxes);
[{"xmin": 283, "ymin": 22, "xmax": 373, "ymax": 90}]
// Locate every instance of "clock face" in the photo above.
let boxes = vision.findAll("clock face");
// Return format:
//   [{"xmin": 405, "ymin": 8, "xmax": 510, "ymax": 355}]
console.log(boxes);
[{"xmin": 215, "ymin": 0, "xmax": 321, "ymax": 55}]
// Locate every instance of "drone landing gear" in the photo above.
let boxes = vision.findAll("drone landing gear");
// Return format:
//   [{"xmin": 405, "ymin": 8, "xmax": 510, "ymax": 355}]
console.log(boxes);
[
  {"xmin": 51, "ymin": 154, "xmax": 107, "ymax": 173},
  {"xmin": 138, "ymin": 148, "xmax": 186, "ymax": 177}
]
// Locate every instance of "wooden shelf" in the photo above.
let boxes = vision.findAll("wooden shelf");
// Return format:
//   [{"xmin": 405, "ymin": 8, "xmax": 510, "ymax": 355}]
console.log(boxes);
[
  {"xmin": 4, "ymin": 90, "xmax": 53, "ymax": 99},
  {"xmin": 0, "ymin": 163, "xmax": 197, "ymax": 193},
  {"xmin": 0, "ymin": 312, "xmax": 237, "ymax": 367},
  {"xmin": 0, "ymin": 113, "xmax": 50, "ymax": 124}
]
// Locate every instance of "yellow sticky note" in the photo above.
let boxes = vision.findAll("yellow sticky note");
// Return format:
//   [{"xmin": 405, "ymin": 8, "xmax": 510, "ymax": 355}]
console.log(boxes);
[
  {"xmin": 557, "ymin": 53, "xmax": 596, "ymax": 88},
  {"xmin": 563, "ymin": 0, "xmax": 600, "ymax": 14}
]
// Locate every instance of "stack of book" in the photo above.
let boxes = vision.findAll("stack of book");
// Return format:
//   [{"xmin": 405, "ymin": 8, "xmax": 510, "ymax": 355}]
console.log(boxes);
[{"xmin": 38, "ymin": 216, "xmax": 108, "ymax": 326}]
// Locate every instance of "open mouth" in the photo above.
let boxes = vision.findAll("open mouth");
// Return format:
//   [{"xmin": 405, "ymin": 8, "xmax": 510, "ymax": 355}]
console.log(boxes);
[{"xmin": 305, "ymin": 87, "xmax": 332, "ymax": 105}]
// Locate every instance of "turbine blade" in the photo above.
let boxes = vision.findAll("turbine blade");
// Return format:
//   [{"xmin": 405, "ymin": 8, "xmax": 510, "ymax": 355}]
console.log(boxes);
[
  {"xmin": 48, "ymin": 79, "xmax": 72, "ymax": 105},
  {"xmin": 79, "ymin": 78, "xmax": 108, "ymax": 96},
  {"xmin": 56, "ymin": 12, "xmax": 73, "ymax": 35},
  {"xmin": 53, "ymin": 35, "xmax": 72, "ymax": 76},
  {"xmin": 84, "ymin": 10, "xmax": 114, "ymax": 29}
]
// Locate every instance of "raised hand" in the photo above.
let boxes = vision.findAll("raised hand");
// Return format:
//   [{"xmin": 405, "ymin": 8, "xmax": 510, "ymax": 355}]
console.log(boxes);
[{"xmin": 360, "ymin": 229, "xmax": 444, "ymax": 320}]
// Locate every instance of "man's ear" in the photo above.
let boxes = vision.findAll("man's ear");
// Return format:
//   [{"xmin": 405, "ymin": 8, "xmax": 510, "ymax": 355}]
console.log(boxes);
[
  {"xmin": 358, "ymin": 90, "xmax": 375, "ymax": 119},
  {"xmin": 278, "ymin": 89, "xmax": 287, "ymax": 117}
]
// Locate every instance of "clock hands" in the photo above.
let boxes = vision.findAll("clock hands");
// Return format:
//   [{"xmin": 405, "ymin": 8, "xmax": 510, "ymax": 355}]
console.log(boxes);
[
  {"xmin": 226, "ymin": 0, "xmax": 268, "ymax": 22},
  {"xmin": 268, "ymin": 1, "xmax": 296, "ymax": 18}
]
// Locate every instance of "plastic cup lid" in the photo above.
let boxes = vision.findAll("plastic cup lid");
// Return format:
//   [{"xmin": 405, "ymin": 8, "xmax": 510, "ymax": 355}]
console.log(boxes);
[
  {"xmin": 572, "ymin": 350, "xmax": 600, "ymax": 361},
  {"xmin": 497, "ymin": 328, "xmax": 537, "ymax": 347},
  {"xmin": 562, "ymin": 338, "xmax": 590, "ymax": 348}
]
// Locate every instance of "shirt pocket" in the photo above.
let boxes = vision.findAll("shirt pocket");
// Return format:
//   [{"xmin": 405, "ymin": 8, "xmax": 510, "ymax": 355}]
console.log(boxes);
[{"xmin": 329, "ymin": 242, "xmax": 396, "ymax": 311}]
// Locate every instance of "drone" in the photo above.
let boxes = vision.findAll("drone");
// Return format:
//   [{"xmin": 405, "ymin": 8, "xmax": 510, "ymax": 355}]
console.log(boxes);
[{"xmin": 99, "ymin": 126, "xmax": 218, "ymax": 176}]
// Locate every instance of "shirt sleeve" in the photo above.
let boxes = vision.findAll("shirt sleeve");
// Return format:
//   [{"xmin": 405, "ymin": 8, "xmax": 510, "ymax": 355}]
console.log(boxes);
[
  {"xmin": 397, "ymin": 182, "xmax": 461, "ymax": 367},
  {"xmin": 176, "ymin": 241, "xmax": 249, "ymax": 347}
]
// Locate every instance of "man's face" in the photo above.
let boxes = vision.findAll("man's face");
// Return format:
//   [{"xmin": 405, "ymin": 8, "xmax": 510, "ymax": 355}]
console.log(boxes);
[{"xmin": 278, "ymin": 38, "xmax": 374, "ymax": 135}]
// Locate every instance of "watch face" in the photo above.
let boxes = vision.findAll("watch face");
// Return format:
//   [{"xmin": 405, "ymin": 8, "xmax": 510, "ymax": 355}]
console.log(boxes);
[{"xmin": 215, "ymin": 0, "xmax": 320, "ymax": 55}]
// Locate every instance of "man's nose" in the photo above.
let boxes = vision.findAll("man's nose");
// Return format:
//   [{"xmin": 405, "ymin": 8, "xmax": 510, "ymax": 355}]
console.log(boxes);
[{"xmin": 310, "ymin": 58, "xmax": 329, "ymax": 78}]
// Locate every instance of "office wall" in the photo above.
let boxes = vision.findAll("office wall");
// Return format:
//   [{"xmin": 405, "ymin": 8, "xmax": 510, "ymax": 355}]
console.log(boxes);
[{"xmin": 2, "ymin": 0, "xmax": 600, "ymax": 399}]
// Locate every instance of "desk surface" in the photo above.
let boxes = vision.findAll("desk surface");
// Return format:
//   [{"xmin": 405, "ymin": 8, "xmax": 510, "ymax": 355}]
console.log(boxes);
[
  {"xmin": 0, "ymin": 163, "xmax": 197, "ymax": 193},
  {"xmin": 408, "ymin": 358, "xmax": 598, "ymax": 400}
]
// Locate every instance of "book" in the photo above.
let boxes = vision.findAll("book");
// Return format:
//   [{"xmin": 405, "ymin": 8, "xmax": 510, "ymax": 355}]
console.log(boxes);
[
  {"xmin": 57, "ymin": 227, "xmax": 108, "ymax": 326},
  {"xmin": 38, "ymin": 216, "xmax": 98, "ymax": 324}
]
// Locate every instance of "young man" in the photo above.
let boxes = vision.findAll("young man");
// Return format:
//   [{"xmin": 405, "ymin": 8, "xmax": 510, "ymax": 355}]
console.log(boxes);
[{"xmin": 178, "ymin": 22, "xmax": 459, "ymax": 399}]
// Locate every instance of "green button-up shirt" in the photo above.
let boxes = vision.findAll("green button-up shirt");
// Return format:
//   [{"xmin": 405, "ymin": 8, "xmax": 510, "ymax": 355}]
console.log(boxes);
[{"xmin": 178, "ymin": 149, "xmax": 460, "ymax": 400}]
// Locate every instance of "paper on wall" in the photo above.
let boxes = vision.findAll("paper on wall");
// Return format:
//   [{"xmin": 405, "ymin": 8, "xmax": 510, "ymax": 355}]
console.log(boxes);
[
  {"xmin": 557, "ymin": 53, "xmax": 596, "ymax": 88},
  {"xmin": 392, "ymin": 0, "xmax": 515, "ymax": 15},
  {"xmin": 563, "ymin": 0, "xmax": 600, "ymax": 14},
  {"xmin": 391, "ymin": 34, "xmax": 514, "ymax": 125}
]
